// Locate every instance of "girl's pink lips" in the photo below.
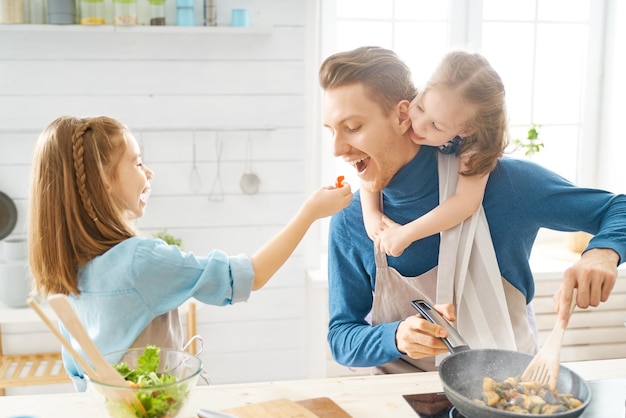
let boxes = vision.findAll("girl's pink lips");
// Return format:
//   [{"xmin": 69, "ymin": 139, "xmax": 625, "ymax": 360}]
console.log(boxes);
[{"xmin": 409, "ymin": 129, "xmax": 425, "ymax": 142}]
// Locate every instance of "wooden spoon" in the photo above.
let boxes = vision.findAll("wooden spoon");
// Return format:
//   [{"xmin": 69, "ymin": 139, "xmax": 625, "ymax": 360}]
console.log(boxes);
[
  {"xmin": 521, "ymin": 294, "xmax": 577, "ymax": 390},
  {"xmin": 27, "ymin": 297, "xmax": 98, "ymax": 379},
  {"xmin": 46, "ymin": 294, "xmax": 145, "ymax": 412}
]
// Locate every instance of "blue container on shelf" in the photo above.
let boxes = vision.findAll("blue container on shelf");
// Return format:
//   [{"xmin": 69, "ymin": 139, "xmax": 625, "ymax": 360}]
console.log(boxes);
[
  {"xmin": 231, "ymin": 8, "xmax": 249, "ymax": 27},
  {"xmin": 176, "ymin": 0, "xmax": 194, "ymax": 26}
]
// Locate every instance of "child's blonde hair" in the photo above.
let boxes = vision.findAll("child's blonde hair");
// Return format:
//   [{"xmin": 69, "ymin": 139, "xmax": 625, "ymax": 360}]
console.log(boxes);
[
  {"xmin": 29, "ymin": 116, "xmax": 137, "ymax": 295},
  {"xmin": 425, "ymin": 50, "xmax": 509, "ymax": 176}
]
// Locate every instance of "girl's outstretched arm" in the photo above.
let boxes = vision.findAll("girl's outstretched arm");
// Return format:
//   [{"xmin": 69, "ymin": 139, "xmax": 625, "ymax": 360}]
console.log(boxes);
[
  {"xmin": 251, "ymin": 183, "xmax": 352, "ymax": 289},
  {"xmin": 376, "ymin": 161, "xmax": 488, "ymax": 257},
  {"xmin": 361, "ymin": 187, "xmax": 385, "ymax": 241}
]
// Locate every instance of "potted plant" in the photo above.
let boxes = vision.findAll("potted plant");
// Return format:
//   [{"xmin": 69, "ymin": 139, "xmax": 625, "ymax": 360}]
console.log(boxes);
[
  {"xmin": 153, "ymin": 230, "xmax": 183, "ymax": 249},
  {"xmin": 513, "ymin": 124, "xmax": 544, "ymax": 157}
]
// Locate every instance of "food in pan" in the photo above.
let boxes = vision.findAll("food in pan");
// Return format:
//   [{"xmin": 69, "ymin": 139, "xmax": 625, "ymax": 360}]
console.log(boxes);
[{"xmin": 476, "ymin": 376, "xmax": 583, "ymax": 414}]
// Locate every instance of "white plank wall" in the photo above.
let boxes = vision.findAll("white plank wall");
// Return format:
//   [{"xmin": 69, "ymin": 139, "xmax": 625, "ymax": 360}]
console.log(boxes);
[
  {"xmin": 533, "ymin": 272, "xmax": 626, "ymax": 363},
  {"xmin": 0, "ymin": 0, "xmax": 322, "ymax": 394}
]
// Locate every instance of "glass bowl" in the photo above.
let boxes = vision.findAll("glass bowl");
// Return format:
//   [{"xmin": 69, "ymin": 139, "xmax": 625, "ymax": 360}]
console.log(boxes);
[{"xmin": 88, "ymin": 346, "xmax": 202, "ymax": 418}]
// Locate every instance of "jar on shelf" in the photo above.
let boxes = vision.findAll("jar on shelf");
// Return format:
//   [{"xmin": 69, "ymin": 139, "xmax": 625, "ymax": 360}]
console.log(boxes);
[
  {"xmin": 26, "ymin": 0, "xmax": 47, "ymax": 23},
  {"xmin": 113, "ymin": 0, "xmax": 138, "ymax": 25},
  {"xmin": 0, "ymin": 0, "xmax": 25, "ymax": 23},
  {"xmin": 203, "ymin": 0, "xmax": 215, "ymax": 26},
  {"xmin": 79, "ymin": 0, "xmax": 104, "ymax": 24},
  {"xmin": 47, "ymin": 0, "xmax": 75, "ymax": 24},
  {"xmin": 175, "ymin": 0, "xmax": 193, "ymax": 26},
  {"xmin": 148, "ymin": 0, "xmax": 165, "ymax": 25}
]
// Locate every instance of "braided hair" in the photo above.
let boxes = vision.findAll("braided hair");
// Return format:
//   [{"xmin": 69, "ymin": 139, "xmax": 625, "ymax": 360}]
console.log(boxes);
[{"xmin": 29, "ymin": 116, "xmax": 137, "ymax": 295}]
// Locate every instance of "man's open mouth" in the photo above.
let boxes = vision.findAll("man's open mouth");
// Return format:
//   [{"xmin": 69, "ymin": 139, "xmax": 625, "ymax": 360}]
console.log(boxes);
[{"xmin": 353, "ymin": 157, "xmax": 370, "ymax": 174}]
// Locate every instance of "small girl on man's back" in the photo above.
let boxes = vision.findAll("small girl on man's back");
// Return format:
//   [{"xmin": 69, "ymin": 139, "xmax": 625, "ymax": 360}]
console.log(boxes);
[
  {"xmin": 361, "ymin": 50, "xmax": 509, "ymax": 256},
  {"xmin": 28, "ymin": 115, "xmax": 352, "ymax": 390}
]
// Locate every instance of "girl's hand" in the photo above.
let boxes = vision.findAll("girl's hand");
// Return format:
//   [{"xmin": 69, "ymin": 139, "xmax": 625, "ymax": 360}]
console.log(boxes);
[
  {"xmin": 303, "ymin": 182, "xmax": 353, "ymax": 221},
  {"xmin": 375, "ymin": 216, "xmax": 411, "ymax": 257},
  {"xmin": 364, "ymin": 214, "xmax": 387, "ymax": 242}
]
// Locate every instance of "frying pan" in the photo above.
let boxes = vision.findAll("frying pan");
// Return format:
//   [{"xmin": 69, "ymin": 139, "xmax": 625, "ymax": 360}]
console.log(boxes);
[
  {"xmin": 412, "ymin": 300, "xmax": 591, "ymax": 418},
  {"xmin": 0, "ymin": 191, "xmax": 18, "ymax": 240}
]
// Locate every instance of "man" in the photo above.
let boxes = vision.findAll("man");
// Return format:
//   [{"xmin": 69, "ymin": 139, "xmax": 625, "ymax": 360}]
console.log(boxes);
[{"xmin": 320, "ymin": 46, "xmax": 626, "ymax": 373}]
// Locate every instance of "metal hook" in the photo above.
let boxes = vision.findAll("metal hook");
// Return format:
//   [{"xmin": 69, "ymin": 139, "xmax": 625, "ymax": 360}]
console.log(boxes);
[{"xmin": 208, "ymin": 138, "xmax": 224, "ymax": 202}]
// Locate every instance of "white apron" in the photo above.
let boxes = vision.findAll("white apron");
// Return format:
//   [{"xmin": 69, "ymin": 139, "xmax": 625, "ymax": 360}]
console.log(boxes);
[
  {"xmin": 130, "ymin": 309, "xmax": 185, "ymax": 350},
  {"xmin": 372, "ymin": 153, "xmax": 537, "ymax": 374}
]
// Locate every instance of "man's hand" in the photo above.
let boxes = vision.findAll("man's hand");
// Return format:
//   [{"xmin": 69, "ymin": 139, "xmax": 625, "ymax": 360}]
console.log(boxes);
[
  {"xmin": 395, "ymin": 303, "xmax": 455, "ymax": 359},
  {"xmin": 554, "ymin": 248, "xmax": 619, "ymax": 325}
]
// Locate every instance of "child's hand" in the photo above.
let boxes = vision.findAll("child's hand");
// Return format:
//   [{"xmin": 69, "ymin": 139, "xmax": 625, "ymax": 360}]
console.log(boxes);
[
  {"xmin": 375, "ymin": 216, "xmax": 411, "ymax": 257},
  {"xmin": 303, "ymin": 182, "xmax": 353, "ymax": 220},
  {"xmin": 364, "ymin": 215, "xmax": 387, "ymax": 242}
]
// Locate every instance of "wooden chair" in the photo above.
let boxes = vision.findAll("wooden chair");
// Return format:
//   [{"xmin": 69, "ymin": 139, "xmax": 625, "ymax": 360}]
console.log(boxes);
[
  {"xmin": 186, "ymin": 301, "xmax": 198, "ymax": 355},
  {"xmin": 0, "ymin": 324, "xmax": 70, "ymax": 396}
]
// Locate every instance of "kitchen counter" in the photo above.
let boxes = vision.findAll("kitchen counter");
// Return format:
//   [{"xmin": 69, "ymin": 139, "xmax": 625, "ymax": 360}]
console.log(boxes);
[{"xmin": 1, "ymin": 358, "xmax": 624, "ymax": 417}]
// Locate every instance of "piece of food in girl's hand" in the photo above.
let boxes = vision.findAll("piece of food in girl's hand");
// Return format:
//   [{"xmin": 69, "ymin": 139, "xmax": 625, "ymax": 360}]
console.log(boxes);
[{"xmin": 335, "ymin": 175, "xmax": 345, "ymax": 188}]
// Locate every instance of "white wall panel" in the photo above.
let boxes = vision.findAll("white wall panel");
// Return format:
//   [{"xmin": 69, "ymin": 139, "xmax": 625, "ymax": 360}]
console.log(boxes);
[
  {"xmin": 0, "ymin": 61, "xmax": 305, "ymax": 96},
  {"xmin": 0, "ymin": 95, "xmax": 305, "ymax": 131},
  {"xmin": 161, "ymin": 226, "xmax": 308, "ymax": 262},
  {"xmin": 0, "ymin": 27, "xmax": 305, "ymax": 60},
  {"xmin": 201, "ymin": 348, "xmax": 307, "ymax": 384},
  {"xmin": 145, "ymin": 161, "xmax": 305, "ymax": 195},
  {"xmin": 0, "ymin": 0, "xmax": 320, "ymax": 393},
  {"xmin": 198, "ymin": 288, "xmax": 307, "ymax": 325}
]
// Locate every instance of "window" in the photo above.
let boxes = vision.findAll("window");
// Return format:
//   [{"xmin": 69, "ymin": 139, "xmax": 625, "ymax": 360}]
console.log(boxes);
[{"xmin": 320, "ymin": 0, "xmax": 604, "ymax": 189}]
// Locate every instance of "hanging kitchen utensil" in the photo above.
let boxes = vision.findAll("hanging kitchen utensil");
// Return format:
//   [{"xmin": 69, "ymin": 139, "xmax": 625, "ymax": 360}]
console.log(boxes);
[
  {"xmin": 190, "ymin": 131, "xmax": 202, "ymax": 193},
  {"xmin": 208, "ymin": 138, "xmax": 224, "ymax": 202},
  {"xmin": 0, "ymin": 191, "xmax": 18, "ymax": 240},
  {"xmin": 240, "ymin": 134, "xmax": 260, "ymax": 195}
]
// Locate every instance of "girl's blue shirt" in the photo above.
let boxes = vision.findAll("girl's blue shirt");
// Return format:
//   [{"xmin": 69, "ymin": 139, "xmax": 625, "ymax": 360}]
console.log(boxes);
[{"xmin": 61, "ymin": 236, "xmax": 254, "ymax": 390}]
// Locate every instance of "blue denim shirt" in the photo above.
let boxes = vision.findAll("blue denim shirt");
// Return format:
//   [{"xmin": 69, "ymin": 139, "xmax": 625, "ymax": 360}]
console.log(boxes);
[
  {"xmin": 60, "ymin": 236, "xmax": 254, "ymax": 390},
  {"xmin": 327, "ymin": 146, "xmax": 626, "ymax": 368}
]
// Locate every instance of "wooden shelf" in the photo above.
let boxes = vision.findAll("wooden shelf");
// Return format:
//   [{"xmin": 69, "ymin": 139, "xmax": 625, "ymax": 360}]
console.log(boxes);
[{"xmin": 0, "ymin": 23, "xmax": 274, "ymax": 34}]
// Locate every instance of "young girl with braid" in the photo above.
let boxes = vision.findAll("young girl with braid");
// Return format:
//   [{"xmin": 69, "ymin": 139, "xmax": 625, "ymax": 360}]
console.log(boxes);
[
  {"xmin": 28, "ymin": 115, "xmax": 352, "ymax": 390},
  {"xmin": 361, "ymin": 50, "xmax": 509, "ymax": 257}
]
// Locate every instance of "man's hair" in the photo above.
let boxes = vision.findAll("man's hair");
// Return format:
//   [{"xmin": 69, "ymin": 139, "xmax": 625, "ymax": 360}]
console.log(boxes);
[
  {"xmin": 29, "ymin": 115, "xmax": 136, "ymax": 295},
  {"xmin": 319, "ymin": 46, "xmax": 417, "ymax": 115}
]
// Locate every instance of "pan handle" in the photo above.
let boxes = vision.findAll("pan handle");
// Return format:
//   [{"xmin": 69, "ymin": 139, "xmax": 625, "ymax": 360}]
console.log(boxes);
[{"xmin": 411, "ymin": 299, "xmax": 470, "ymax": 355}]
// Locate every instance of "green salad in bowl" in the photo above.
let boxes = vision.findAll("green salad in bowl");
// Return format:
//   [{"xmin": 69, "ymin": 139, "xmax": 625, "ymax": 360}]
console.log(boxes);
[{"xmin": 89, "ymin": 345, "xmax": 202, "ymax": 418}]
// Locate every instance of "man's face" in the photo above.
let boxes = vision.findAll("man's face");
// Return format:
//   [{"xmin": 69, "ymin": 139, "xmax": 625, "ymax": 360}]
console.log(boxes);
[{"xmin": 322, "ymin": 83, "xmax": 417, "ymax": 193}]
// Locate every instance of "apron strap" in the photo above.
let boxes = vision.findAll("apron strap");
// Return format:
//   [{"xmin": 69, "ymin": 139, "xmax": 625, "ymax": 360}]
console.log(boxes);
[
  {"xmin": 436, "ymin": 154, "xmax": 476, "ymax": 305},
  {"xmin": 374, "ymin": 190, "xmax": 389, "ymax": 269},
  {"xmin": 436, "ymin": 153, "xmax": 517, "ymax": 351}
]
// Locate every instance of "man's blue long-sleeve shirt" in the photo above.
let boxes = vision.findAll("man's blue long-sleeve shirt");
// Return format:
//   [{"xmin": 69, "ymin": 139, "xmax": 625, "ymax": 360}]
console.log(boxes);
[{"xmin": 327, "ymin": 146, "xmax": 626, "ymax": 368}]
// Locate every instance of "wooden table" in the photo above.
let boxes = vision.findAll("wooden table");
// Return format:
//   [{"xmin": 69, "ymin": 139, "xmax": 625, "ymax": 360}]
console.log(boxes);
[{"xmin": 0, "ymin": 358, "xmax": 624, "ymax": 417}]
